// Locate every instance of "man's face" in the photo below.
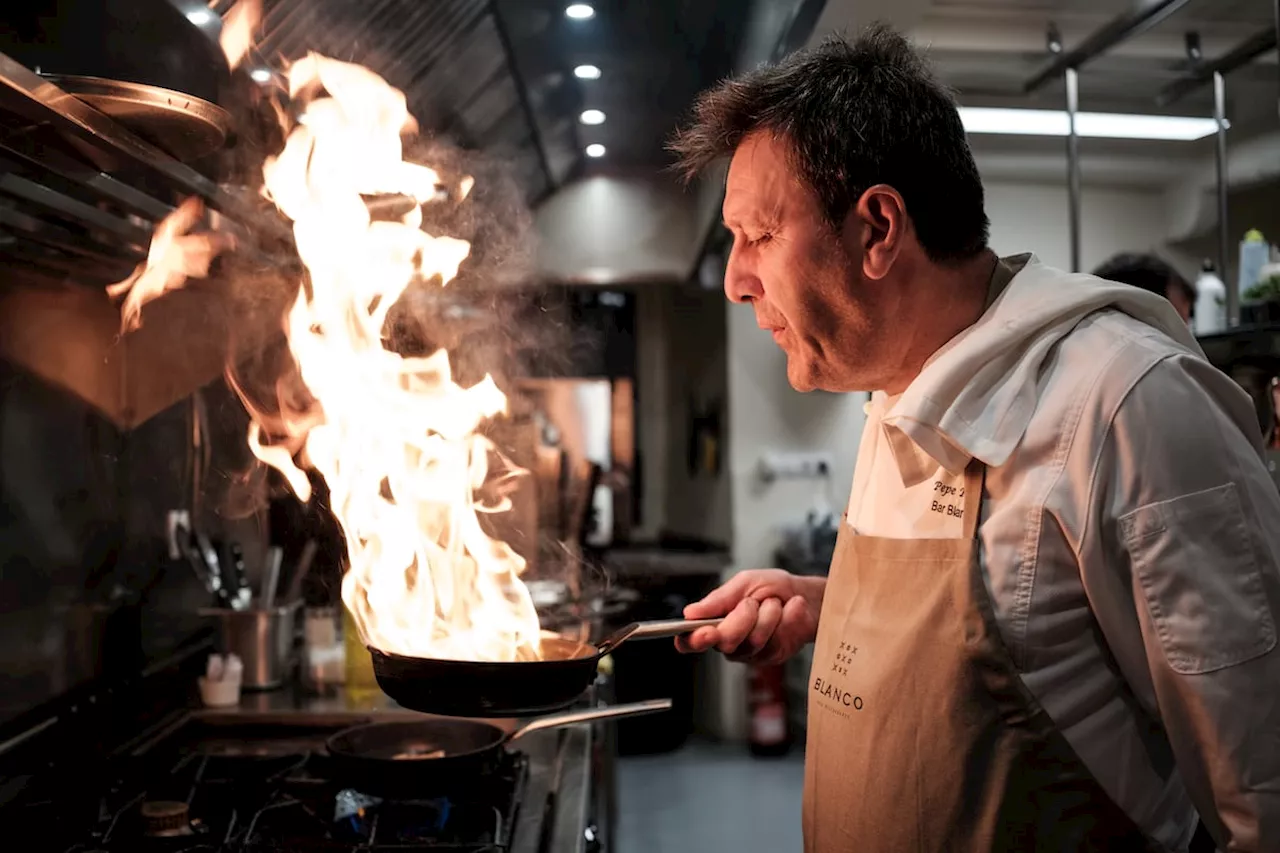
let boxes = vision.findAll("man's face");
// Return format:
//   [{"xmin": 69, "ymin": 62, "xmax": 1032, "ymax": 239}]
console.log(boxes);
[{"xmin": 721, "ymin": 132, "xmax": 889, "ymax": 392}]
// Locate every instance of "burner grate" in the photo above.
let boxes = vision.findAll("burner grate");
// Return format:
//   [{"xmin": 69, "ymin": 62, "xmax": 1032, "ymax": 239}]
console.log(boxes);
[{"xmin": 46, "ymin": 747, "xmax": 529, "ymax": 853}]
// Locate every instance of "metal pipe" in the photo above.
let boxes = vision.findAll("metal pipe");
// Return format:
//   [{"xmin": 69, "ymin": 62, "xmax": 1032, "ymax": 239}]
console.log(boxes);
[
  {"xmin": 1024, "ymin": 0, "xmax": 1196, "ymax": 93},
  {"xmin": 488, "ymin": 2, "xmax": 555, "ymax": 196},
  {"xmin": 1066, "ymin": 67, "xmax": 1083, "ymax": 274},
  {"xmin": 1157, "ymin": 28, "xmax": 1277, "ymax": 105},
  {"xmin": 1213, "ymin": 70, "xmax": 1234, "ymax": 326}
]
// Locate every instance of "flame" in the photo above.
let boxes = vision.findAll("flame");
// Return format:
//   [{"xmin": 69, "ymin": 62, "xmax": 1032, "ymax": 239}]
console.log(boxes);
[
  {"xmin": 219, "ymin": 0, "xmax": 262, "ymax": 71},
  {"xmin": 249, "ymin": 53, "xmax": 542, "ymax": 662},
  {"xmin": 106, "ymin": 197, "xmax": 233, "ymax": 332}
]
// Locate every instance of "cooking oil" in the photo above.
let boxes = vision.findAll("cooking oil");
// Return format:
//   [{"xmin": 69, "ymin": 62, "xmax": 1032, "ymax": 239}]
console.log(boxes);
[{"xmin": 342, "ymin": 605, "xmax": 380, "ymax": 699}]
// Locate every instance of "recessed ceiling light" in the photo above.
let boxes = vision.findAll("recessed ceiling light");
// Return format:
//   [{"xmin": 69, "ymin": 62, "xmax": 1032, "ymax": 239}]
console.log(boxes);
[
  {"xmin": 586, "ymin": 143, "xmax": 606, "ymax": 158},
  {"xmin": 580, "ymin": 109, "xmax": 606, "ymax": 125},
  {"xmin": 565, "ymin": 4, "xmax": 595, "ymax": 19},
  {"xmin": 249, "ymin": 68, "xmax": 273, "ymax": 83},
  {"xmin": 186, "ymin": 8, "xmax": 215, "ymax": 25},
  {"xmin": 958, "ymin": 107, "xmax": 1222, "ymax": 141},
  {"xmin": 574, "ymin": 64, "xmax": 602, "ymax": 80}
]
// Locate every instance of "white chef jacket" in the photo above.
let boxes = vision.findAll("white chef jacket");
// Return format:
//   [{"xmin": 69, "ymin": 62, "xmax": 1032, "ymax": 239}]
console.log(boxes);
[{"xmin": 846, "ymin": 254, "xmax": 1280, "ymax": 852}]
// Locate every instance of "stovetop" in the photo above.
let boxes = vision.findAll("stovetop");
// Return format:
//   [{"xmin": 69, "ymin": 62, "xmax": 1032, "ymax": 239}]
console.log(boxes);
[{"xmin": 9, "ymin": 718, "xmax": 529, "ymax": 853}]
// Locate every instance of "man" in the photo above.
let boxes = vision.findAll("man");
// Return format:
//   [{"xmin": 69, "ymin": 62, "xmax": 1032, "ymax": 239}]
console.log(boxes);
[
  {"xmin": 670, "ymin": 24, "xmax": 1280, "ymax": 853},
  {"xmin": 1093, "ymin": 252, "xmax": 1197, "ymax": 325}
]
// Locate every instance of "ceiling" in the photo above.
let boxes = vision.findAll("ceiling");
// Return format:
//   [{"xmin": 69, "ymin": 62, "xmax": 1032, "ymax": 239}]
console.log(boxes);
[
  {"xmin": 223, "ymin": 0, "xmax": 813, "ymax": 207},
  {"xmin": 888, "ymin": 0, "xmax": 1280, "ymax": 187}
]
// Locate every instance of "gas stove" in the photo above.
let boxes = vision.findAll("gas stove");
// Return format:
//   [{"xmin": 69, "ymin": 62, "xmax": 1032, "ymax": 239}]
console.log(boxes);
[{"xmin": 10, "ymin": 716, "xmax": 531, "ymax": 853}]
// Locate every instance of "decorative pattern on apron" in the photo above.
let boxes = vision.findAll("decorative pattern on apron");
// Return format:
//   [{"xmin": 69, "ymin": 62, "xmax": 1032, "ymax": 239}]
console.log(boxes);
[{"xmin": 801, "ymin": 462, "xmax": 1165, "ymax": 852}]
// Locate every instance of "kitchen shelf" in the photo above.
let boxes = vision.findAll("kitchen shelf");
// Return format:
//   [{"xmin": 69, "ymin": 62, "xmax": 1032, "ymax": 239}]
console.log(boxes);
[{"xmin": 1197, "ymin": 324, "xmax": 1280, "ymax": 369}]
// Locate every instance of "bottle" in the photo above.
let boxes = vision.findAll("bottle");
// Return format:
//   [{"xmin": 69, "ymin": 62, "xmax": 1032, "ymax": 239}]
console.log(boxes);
[
  {"xmin": 1239, "ymin": 229, "xmax": 1270, "ymax": 298},
  {"xmin": 1193, "ymin": 260, "xmax": 1227, "ymax": 335},
  {"xmin": 342, "ymin": 605, "xmax": 380, "ymax": 699}
]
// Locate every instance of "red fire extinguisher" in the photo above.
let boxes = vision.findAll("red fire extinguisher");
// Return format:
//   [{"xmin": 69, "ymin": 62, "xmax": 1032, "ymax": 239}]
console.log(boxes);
[{"xmin": 747, "ymin": 662, "xmax": 791, "ymax": 756}]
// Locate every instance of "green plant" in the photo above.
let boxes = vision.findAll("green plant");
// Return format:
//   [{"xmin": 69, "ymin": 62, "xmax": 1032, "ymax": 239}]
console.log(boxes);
[{"xmin": 1243, "ymin": 274, "xmax": 1280, "ymax": 303}]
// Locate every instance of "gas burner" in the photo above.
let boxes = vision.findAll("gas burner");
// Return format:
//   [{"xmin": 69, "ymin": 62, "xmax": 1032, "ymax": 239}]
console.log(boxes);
[
  {"xmin": 140, "ymin": 800, "xmax": 193, "ymax": 837},
  {"xmin": 9, "ymin": 718, "xmax": 534, "ymax": 853}
]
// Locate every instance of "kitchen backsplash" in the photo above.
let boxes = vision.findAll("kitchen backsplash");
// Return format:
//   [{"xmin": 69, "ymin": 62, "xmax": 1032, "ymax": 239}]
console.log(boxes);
[{"xmin": 0, "ymin": 362, "xmax": 263, "ymax": 733}]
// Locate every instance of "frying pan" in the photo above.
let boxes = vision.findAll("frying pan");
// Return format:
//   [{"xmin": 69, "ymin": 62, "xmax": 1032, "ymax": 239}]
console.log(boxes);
[
  {"xmin": 326, "ymin": 699, "xmax": 672, "ymax": 796},
  {"xmin": 370, "ymin": 618, "xmax": 721, "ymax": 717}
]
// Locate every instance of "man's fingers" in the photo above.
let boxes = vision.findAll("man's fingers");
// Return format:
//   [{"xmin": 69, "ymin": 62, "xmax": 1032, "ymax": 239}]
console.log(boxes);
[
  {"xmin": 743, "ymin": 596, "xmax": 814, "ymax": 664},
  {"xmin": 713, "ymin": 597, "xmax": 760, "ymax": 654},
  {"xmin": 781, "ymin": 593, "xmax": 817, "ymax": 642},
  {"xmin": 675, "ymin": 625, "xmax": 720, "ymax": 654},
  {"xmin": 746, "ymin": 597, "xmax": 783, "ymax": 654},
  {"xmin": 683, "ymin": 573, "xmax": 752, "ymax": 619},
  {"xmin": 726, "ymin": 597, "xmax": 783, "ymax": 662}
]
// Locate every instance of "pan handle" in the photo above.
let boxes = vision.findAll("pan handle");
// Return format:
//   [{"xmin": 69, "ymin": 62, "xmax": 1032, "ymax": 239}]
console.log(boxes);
[
  {"xmin": 596, "ymin": 618, "xmax": 723, "ymax": 655},
  {"xmin": 508, "ymin": 699, "xmax": 674, "ymax": 743}
]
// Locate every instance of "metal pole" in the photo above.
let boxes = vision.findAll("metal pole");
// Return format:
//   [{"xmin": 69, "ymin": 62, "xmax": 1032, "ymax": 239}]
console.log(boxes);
[
  {"xmin": 1275, "ymin": 0, "xmax": 1280, "ymax": 120},
  {"xmin": 1065, "ymin": 67, "xmax": 1082, "ymax": 274},
  {"xmin": 1213, "ymin": 70, "xmax": 1234, "ymax": 326}
]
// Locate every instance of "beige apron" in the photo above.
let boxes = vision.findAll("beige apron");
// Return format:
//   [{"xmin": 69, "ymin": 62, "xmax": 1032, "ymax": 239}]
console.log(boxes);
[{"xmin": 802, "ymin": 462, "xmax": 1162, "ymax": 852}]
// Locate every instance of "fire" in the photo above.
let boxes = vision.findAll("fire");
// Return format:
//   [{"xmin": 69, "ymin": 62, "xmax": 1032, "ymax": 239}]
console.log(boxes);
[
  {"xmin": 106, "ymin": 197, "xmax": 233, "ymax": 332},
  {"xmin": 253, "ymin": 53, "xmax": 543, "ymax": 662},
  {"xmin": 219, "ymin": 0, "xmax": 262, "ymax": 71},
  {"xmin": 109, "ymin": 53, "xmax": 545, "ymax": 663}
]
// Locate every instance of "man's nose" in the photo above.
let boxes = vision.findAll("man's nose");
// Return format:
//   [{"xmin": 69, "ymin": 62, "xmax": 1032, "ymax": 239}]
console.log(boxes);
[{"xmin": 723, "ymin": 246, "xmax": 762, "ymax": 304}]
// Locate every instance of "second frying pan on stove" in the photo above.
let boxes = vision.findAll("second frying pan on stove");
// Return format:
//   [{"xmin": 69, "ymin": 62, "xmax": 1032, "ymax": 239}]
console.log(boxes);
[
  {"xmin": 369, "ymin": 618, "xmax": 722, "ymax": 717},
  {"xmin": 326, "ymin": 699, "xmax": 672, "ymax": 796}
]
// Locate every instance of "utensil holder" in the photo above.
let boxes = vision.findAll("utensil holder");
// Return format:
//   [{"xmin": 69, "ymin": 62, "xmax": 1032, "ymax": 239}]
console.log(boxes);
[{"xmin": 199, "ymin": 601, "xmax": 300, "ymax": 690}]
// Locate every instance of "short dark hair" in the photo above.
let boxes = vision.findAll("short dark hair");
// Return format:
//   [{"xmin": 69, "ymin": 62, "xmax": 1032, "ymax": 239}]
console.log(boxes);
[
  {"xmin": 1092, "ymin": 253, "xmax": 1194, "ymax": 303},
  {"xmin": 669, "ymin": 24, "xmax": 989, "ymax": 263}
]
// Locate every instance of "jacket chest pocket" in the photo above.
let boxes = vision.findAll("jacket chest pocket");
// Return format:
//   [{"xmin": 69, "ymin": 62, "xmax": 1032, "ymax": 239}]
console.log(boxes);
[{"xmin": 1119, "ymin": 482, "xmax": 1277, "ymax": 675}]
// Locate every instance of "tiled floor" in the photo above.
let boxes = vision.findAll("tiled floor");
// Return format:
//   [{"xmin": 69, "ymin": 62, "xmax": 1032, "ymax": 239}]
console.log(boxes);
[{"xmin": 617, "ymin": 740, "xmax": 805, "ymax": 853}]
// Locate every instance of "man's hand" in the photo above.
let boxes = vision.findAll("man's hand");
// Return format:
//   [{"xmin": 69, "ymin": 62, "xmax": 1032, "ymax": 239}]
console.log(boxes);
[{"xmin": 676, "ymin": 569, "xmax": 824, "ymax": 665}]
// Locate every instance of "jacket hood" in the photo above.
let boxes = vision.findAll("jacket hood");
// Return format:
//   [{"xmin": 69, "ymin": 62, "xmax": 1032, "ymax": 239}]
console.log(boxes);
[{"xmin": 879, "ymin": 253, "xmax": 1204, "ymax": 486}]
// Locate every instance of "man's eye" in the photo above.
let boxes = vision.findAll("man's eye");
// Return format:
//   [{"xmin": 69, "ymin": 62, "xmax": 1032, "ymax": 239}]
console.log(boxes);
[{"xmin": 747, "ymin": 233, "xmax": 773, "ymax": 246}]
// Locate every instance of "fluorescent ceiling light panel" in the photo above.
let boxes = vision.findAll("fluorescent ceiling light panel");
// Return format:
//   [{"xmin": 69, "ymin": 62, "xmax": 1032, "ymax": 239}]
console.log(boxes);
[
  {"xmin": 958, "ymin": 107, "xmax": 1221, "ymax": 141},
  {"xmin": 566, "ymin": 4, "xmax": 595, "ymax": 19},
  {"xmin": 574, "ymin": 64, "xmax": 602, "ymax": 80},
  {"xmin": 586, "ymin": 143, "xmax": 606, "ymax": 158}
]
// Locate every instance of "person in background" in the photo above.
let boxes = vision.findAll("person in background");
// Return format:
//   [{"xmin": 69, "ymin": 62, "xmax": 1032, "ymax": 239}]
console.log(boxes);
[
  {"xmin": 670, "ymin": 23, "xmax": 1279, "ymax": 853},
  {"xmin": 1092, "ymin": 252, "xmax": 1196, "ymax": 325}
]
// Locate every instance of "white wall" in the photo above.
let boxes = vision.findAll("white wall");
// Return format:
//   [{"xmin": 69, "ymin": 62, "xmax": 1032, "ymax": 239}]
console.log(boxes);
[{"xmin": 983, "ymin": 181, "xmax": 1171, "ymax": 273}]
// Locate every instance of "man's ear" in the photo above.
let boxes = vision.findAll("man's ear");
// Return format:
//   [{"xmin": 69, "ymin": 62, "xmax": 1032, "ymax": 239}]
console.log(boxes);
[{"xmin": 846, "ymin": 184, "xmax": 907, "ymax": 281}]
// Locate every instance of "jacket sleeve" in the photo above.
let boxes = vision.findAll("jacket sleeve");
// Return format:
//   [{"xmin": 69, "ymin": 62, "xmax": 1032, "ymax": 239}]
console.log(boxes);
[{"xmin": 1095, "ymin": 353, "xmax": 1280, "ymax": 852}]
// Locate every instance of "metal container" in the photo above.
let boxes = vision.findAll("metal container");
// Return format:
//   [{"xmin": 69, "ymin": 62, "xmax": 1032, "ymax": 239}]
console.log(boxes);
[{"xmin": 199, "ymin": 601, "xmax": 300, "ymax": 690}]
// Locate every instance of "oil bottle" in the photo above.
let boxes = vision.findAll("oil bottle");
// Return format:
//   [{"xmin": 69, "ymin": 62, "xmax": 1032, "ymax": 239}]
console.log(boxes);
[{"xmin": 342, "ymin": 605, "xmax": 380, "ymax": 699}]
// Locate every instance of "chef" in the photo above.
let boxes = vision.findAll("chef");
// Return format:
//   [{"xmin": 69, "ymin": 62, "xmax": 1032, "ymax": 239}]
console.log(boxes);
[
  {"xmin": 670, "ymin": 24, "xmax": 1280, "ymax": 853},
  {"xmin": 1093, "ymin": 252, "xmax": 1197, "ymax": 325}
]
